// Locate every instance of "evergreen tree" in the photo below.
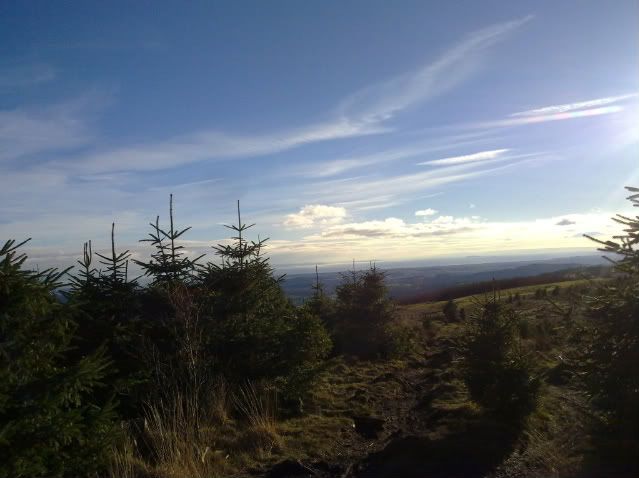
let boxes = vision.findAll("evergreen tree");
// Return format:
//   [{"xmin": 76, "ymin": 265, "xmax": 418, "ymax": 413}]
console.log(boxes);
[
  {"xmin": 0, "ymin": 239, "xmax": 117, "ymax": 477},
  {"xmin": 66, "ymin": 225, "xmax": 147, "ymax": 417},
  {"xmin": 583, "ymin": 186, "xmax": 639, "ymax": 448},
  {"xmin": 333, "ymin": 263, "xmax": 395, "ymax": 358},
  {"xmin": 304, "ymin": 265, "xmax": 335, "ymax": 330},
  {"xmin": 135, "ymin": 194, "xmax": 204, "ymax": 285},
  {"xmin": 442, "ymin": 299, "xmax": 458, "ymax": 321},
  {"xmin": 461, "ymin": 296, "xmax": 540, "ymax": 421},
  {"xmin": 199, "ymin": 202, "xmax": 331, "ymax": 391}
]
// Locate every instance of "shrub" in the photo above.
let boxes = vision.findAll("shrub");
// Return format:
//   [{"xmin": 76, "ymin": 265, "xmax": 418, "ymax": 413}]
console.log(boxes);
[
  {"xmin": 461, "ymin": 298, "xmax": 540, "ymax": 422},
  {"xmin": 199, "ymin": 202, "xmax": 331, "ymax": 395},
  {"xmin": 331, "ymin": 265, "xmax": 396, "ymax": 358},
  {"xmin": 65, "ymin": 228, "xmax": 150, "ymax": 418},
  {"xmin": 583, "ymin": 186, "xmax": 639, "ymax": 441},
  {"xmin": 442, "ymin": 299, "xmax": 458, "ymax": 321},
  {"xmin": 0, "ymin": 239, "xmax": 118, "ymax": 477}
]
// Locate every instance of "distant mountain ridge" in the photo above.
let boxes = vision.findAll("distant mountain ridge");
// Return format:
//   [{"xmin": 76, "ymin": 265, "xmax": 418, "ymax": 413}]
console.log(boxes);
[{"xmin": 281, "ymin": 255, "xmax": 608, "ymax": 303}]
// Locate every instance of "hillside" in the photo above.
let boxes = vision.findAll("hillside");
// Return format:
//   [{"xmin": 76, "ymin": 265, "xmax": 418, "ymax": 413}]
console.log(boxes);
[{"xmin": 282, "ymin": 255, "xmax": 608, "ymax": 303}]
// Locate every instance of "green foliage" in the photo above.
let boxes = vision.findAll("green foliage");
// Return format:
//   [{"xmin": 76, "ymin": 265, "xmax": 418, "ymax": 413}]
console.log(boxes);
[
  {"xmin": 199, "ymin": 202, "xmax": 331, "ymax": 394},
  {"xmin": 332, "ymin": 264, "xmax": 396, "ymax": 358},
  {"xmin": 583, "ymin": 186, "xmax": 639, "ymax": 439},
  {"xmin": 135, "ymin": 194, "xmax": 204, "ymax": 285},
  {"xmin": 462, "ymin": 297, "xmax": 540, "ymax": 421},
  {"xmin": 0, "ymin": 239, "xmax": 117, "ymax": 478},
  {"xmin": 303, "ymin": 265, "xmax": 336, "ymax": 330},
  {"xmin": 65, "ymin": 226, "xmax": 149, "ymax": 417},
  {"xmin": 442, "ymin": 299, "xmax": 458, "ymax": 321}
]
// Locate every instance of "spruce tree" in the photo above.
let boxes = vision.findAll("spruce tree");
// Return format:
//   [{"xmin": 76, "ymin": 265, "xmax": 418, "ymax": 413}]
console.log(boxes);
[
  {"xmin": 135, "ymin": 194, "xmax": 204, "ymax": 285},
  {"xmin": 0, "ymin": 239, "xmax": 117, "ymax": 477},
  {"xmin": 461, "ymin": 296, "xmax": 540, "ymax": 421},
  {"xmin": 442, "ymin": 299, "xmax": 458, "ymax": 321},
  {"xmin": 333, "ymin": 263, "xmax": 395, "ymax": 357},
  {"xmin": 66, "ymin": 225, "xmax": 147, "ymax": 416},
  {"xmin": 583, "ymin": 187, "xmax": 639, "ymax": 450},
  {"xmin": 304, "ymin": 265, "xmax": 335, "ymax": 330},
  {"xmin": 199, "ymin": 202, "xmax": 330, "ymax": 391}
]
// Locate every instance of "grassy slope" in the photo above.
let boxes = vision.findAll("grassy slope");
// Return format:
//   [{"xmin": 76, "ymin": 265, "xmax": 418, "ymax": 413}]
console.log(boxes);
[
  {"xmin": 115, "ymin": 279, "xmax": 601, "ymax": 477},
  {"xmin": 254, "ymin": 279, "xmax": 599, "ymax": 477}
]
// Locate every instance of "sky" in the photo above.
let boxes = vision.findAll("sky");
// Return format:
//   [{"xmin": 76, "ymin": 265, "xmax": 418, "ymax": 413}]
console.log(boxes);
[{"xmin": 1, "ymin": 1, "xmax": 638, "ymax": 272}]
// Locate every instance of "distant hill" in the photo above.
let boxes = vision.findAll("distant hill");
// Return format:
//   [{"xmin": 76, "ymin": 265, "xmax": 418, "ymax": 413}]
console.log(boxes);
[{"xmin": 281, "ymin": 255, "xmax": 609, "ymax": 304}]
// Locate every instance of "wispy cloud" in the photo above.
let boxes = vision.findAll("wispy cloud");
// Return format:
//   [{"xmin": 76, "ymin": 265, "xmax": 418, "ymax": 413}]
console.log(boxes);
[
  {"xmin": 0, "ymin": 91, "xmax": 110, "ymax": 163},
  {"xmin": 291, "ymin": 131, "xmax": 498, "ymax": 178},
  {"xmin": 415, "ymin": 208, "xmax": 438, "ymax": 216},
  {"xmin": 53, "ymin": 16, "xmax": 532, "ymax": 174},
  {"xmin": 303, "ymin": 152, "xmax": 548, "ymax": 205},
  {"xmin": 66, "ymin": 119, "xmax": 386, "ymax": 173},
  {"xmin": 0, "ymin": 64, "xmax": 57, "ymax": 91},
  {"xmin": 471, "ymin": 106, "xmax": 624, "ymax": 129},
  {"xmin": 0, "ymin": 107, "xmax": 90, "ymax": 163},
  {"xmin": 511, "ymin": 93, "xmax": 638, "ymax": 117},
  {"xmin": 338, "ymin": 16, "xmax": 534, "ymax": 124},
  {"xmin": 418, "ymin": 148, "xmax": 509, "ymax": 166}
]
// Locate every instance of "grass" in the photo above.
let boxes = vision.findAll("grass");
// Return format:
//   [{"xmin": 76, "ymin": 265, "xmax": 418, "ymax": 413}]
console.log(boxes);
[{"xmin": 110, "ymin": 278, "xmax": 608, "ymax": 477}]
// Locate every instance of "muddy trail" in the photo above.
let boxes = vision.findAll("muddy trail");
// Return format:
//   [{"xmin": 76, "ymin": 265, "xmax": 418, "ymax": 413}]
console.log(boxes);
[{"xmin": 264, "ymin": 336, "xmax": 522, "ymax": 478}]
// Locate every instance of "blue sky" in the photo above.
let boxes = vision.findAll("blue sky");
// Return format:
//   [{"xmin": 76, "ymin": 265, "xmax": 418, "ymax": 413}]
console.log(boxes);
[{"xmin": 1, "ymin": 1, "xmax": 638, "ymax": 271}]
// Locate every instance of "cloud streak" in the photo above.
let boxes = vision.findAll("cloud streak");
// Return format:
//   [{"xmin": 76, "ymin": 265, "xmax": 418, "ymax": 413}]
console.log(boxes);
[
  {"xmin": 511, "ymin": 93, "xmax": 638, "ymax": 117},
  {"xmin": 338, "ymin": 15, "xmax": 534, "ymax": 124},
  {"xmin": 418, "ymin": 148, "xmax": 509, "ymax": 166},
  {"xmin": 472, "ymin": 106, "xmax": 624, "ymax": 129},
  {"xmin": 49, "ymin": 16, "xmax": 532, "ymax": 174}
]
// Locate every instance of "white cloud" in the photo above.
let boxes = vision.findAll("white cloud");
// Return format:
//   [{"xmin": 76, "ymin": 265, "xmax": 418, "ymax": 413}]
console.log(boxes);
[
  {"xmin": 284, "ymin": 204, "xmax": 347, "ymax": 229},
  {"xmin": 0, "ymin": 106, "xmax": 91, "ymax": 163},
  {"xmin": 415, "ymin": 208, "xmax": 438, "ymax": 216},
  {"xmin": 66, "ymin": 119, "xmax": 386, "ymax": 173},
  {"xmin": 418, "ymin": 149, "xmax": 509, "ymax": 166},
  {"xmin": 261, "ymin": 211, "xmax": 628, "ymax": 266},
  {"xmin": 305, "ymin": 152, "xmax": 548, "ymax": 205},
  {"xmin": 338, "ymin": 16, "xmax": 533, "ymax": 124},
  {"xmin": 52, "ymin": 16, "xmax": 532, "ymax": 174},
  {"xmin": 511, "ymin": 93, "xmax": 638, "ymax": 117},
  {"xmin": 0, "ymin": 64, "xmax": 57, "ymax": 90},
  {"xmin": 319, "ymin": 215, "xmax": 477, "ymax": 239},
  {"xmin": 291, "ymin": 131, "xmax": 498, "ymax": 178},
  {"xmin": 472, "ymin": 106, "xmax": 624, "ymax": 129}
]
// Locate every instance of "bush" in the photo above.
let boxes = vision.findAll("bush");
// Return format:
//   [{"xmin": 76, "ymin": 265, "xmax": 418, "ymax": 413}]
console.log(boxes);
[
  {"xmin": 442, "ymin": 299, "xmax": 458, "ymax": 321},
  {"xmin": 331, "ymin": 265, "xmax": 396, "ymax": 358},
  {"xmin": 0, "ymin": 239, "xmax": 118, "ymax": 477},
  {"xmin": 198, "ymin": 203, "xmax": 331, "ymax": 395},
  {"xmin": 462, "ymin": 298, "xmax": 540, "ymax": 422},
  {"xmin": 584, "ymin": 187, "xmax": 639, "ymax": 441}
]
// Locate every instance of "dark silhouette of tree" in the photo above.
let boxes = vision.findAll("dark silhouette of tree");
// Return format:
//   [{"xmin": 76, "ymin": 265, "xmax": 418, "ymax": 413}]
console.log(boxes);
[
  {"xmin": 461, "ymin": 295, "xmax": 540, "ymax": 422},
  {"xmin": 583, "ymin": 186, "xmax": 639, "ymax": 467},
  {"xmin": 443, "ymin": 299, "xmax": 458, "ymax": 321},
  {"xmin": 0, "ymin": 239, "xmax": 117, "ymax": 477},
  {"xmin": 333, "ymin": 263, "xmax": 395, "ymax": 358},
  {"xmin": 199, "ymin": 202, "xmax": 331, "ymax": 393},
  {"xmin": 135, "ymin": 194, "xmax": 204, "ymax": 285}
]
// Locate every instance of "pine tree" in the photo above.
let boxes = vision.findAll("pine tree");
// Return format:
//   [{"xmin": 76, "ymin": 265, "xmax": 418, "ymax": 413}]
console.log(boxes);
[
  {"xmin": 65, "ymin": 225, "xmax": 147, "ymax": 417},
  {"xmin": 583, "ymin": 187, "xmax": 639, "ymax": 447},
  {"xmin": 0, "ymin": 239, "xmax": 117, "ymax": 477},
  {"xmin": 199, "ymin": 202, "xmax": 330, "ymax": 391},
  {"xmin": 135, "ymin": 194, "xmax": 204, "ymax": 285},
  {"xmin": 442, "ymin": 299, "xmax": 458, "ymax": 321},
  {"xmin": 333, "ymin": 263, "xmax": 395, "ymax": 357},
  {"xmin": 304, "ymin": 265, "xmax": 335, "ymax": 329},
  {"xmin": 461, "ymin": 295, "xmax": 540, "ymax": 421}
]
